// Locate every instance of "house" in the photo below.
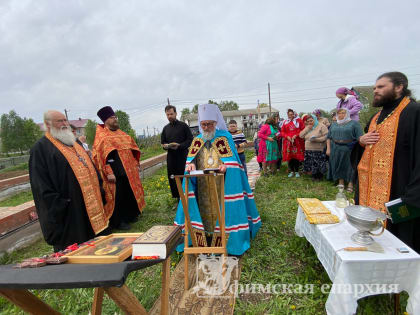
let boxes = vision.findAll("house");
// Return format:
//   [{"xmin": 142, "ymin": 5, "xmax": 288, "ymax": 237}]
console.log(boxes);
[
  {"xmin": 37, "ymin": 118, "xmax": 89, "ymax": 136},
  {"xmin": 184, "ymin": 107, "xmax": 279, "ymax": 129}
]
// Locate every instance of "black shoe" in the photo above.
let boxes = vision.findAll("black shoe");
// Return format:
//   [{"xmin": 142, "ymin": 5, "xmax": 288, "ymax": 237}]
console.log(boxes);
[{"xmin": 116, "ymin": 222, "xmax": 131, "ymax": 230}]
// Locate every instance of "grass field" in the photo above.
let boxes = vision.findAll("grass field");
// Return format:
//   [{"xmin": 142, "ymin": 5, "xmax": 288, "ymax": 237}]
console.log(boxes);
[
  {"xmin": 0, "ymin": 158, "xmax": 410, "ymax": 314},
  {"xmin": 0, "ymin": 190, "xmax": 33, "ymax": 207}
]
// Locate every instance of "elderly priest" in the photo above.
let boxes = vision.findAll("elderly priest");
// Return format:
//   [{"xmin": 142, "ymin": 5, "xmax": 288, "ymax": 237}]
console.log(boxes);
[
  {"xmin": 174, "ymin": 103, "xmax": 261, "ymax": 255},
  {"xmin": 29, "ymin": 110, "xmax": 109, "ymax": 252}
]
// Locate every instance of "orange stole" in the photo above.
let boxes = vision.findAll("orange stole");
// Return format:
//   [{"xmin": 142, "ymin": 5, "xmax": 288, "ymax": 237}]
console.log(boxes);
[
  {"xmin": 92, "ymin": 125, "xmax": 146, "ymax": 218},
  {"xmin": 45, "ymin": 133, "xmax": 108, "ymax": 234},
  {"xmin": 358, "ymin": 97, "xmax": 410, "ymax": 212}
]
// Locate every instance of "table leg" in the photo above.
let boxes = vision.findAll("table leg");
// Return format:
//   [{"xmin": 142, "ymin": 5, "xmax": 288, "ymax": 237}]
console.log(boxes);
[
  {"xmin": 0, "ymin": 288, "xmax": 61, "ymax": 315},
  {"xmin": 104, "ymin": 284, "xmax": 147, "ymax": 315},
  {"xmin": 161, "ymin": 257, "xmax": 170, "ymax": 315},
  {"xmin": 92, "ymin": 287, "xmax": 104, "ymax": 315}
]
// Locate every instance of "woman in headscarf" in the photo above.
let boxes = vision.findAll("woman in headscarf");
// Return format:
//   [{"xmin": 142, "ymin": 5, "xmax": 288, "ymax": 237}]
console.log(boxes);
[
  {"xmin": 299, "ymin": 114, "xmax": 329, "ymax": 181},
  {"xmin": 312, "ymin": 109, "xmax": 331, "ymax": 128},
  {"xmin": 336, "ymin": 87, "xmax": 363, "ymax": 121},
  {"xmin": 280, "ymin": 109, "xmax": 305, "ymax": 178},
  {"xmin": 257, "ymin": 116, "xmax": 280, "ymax": 176},
  {"xmin": 326, "ymin": 108, "xmax": 363, "ymax": 192}
]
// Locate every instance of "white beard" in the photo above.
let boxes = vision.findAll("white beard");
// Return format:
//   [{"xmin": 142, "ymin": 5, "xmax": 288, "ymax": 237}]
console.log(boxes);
[
  {"xmin": 202, "ymin": 130, "xmax": 216, "ymax": 142},
  {"xmin": 50, "ymin": 126, "xmax": 76, "ymax": 146}
]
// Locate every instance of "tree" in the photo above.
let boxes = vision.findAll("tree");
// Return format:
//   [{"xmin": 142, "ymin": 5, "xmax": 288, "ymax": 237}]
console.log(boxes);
[
  {"xmin": 218, "ymin": 100, "xmax": 239, "ymax": 111},
  {"xmin": 84, "ymin": 119, "xmax": 97, "ymax": 146},
  {"xmin": 191, "ymin": 104, "xmax": 199, "ymax": 114},
  {"xmin": 180, "ymin": 108, "xmax": 190, "ymax": 121},
  {"xmin": 0, "ymin": 110, "xmax": 42, "ymax": 154},
  {"xmin": 115, "ymin": 110, "xmax": 138, "ymax": 145},
  {"xmin": 21, "ymin": 118, "xmax": 43, "ymax": 151},
  {"xmin": 258, "ymin": 103, "xmax": 268, "ymax": 108},
  {"xmin": 206, "ymin": 100, "xmax": 239, "ymax": 111}
]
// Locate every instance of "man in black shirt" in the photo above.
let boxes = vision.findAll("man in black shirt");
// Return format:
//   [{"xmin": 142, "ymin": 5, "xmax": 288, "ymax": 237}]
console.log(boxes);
[
  {"xmin": 161, "ymin": 105, "xmax": 193, "ymax": 202},
  {"xmin": 357, "ymin": 72, "xmax": 420, "ymax": 253}
]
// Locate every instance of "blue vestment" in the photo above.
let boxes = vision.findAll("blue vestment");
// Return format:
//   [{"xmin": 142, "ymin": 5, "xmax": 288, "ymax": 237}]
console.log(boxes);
[{"xmin": 174, "ymin": 129, "xmax": 261, "ymax": 255}]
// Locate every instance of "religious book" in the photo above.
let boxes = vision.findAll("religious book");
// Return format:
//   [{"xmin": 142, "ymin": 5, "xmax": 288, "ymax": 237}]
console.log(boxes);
[
  {"xmin": 131, "ymin": 225, "xmax": 182, "ymax": 259},
  {"xmin": 385, "ymin": 198, "xmax": 420, "ymax": 224}
]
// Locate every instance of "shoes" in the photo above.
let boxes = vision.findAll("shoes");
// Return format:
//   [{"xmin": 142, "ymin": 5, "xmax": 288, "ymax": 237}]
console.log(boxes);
[
  {"xmin": 288, "ymin": 172, "xmax": 294, "ymax": 178},
  {"xmin": 295, "ymin": 173, "xmax": 300, "ymax": 178},
  {"xmin": 116, "ymin": 222, "xmax": 131, "ymax": 230}
]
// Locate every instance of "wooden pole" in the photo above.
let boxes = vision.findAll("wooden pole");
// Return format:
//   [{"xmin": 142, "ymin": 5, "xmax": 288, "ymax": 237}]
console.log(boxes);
[
  {"xmin": 268, "ymin": 83, "xmax": 272, "ymax": 116},
  {"xmin": 0, "ymin": 289, "xmax": 61, "ymax": 315}
]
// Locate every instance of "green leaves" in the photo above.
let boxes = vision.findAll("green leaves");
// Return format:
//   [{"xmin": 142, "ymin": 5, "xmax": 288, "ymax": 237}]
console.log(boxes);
[{"xmin": 0, "ymin": 111, "xmax": 42, "ymax": 154}]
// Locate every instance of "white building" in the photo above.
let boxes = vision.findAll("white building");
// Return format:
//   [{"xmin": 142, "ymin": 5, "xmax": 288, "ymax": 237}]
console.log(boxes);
[{"xmin": 184, "ymin": 107, "xmax": 279, "ymax": 129}]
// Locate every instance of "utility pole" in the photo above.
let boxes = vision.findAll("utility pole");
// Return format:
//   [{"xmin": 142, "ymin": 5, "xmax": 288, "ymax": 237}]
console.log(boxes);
[
  {"xmin": 167, "ymin": 98, "xmax": 171, "ymax": 106},
  {"xmin": 64, "ymin": 109, "xmax": 69, "ymax": 120},
  {"xmin": 268, "ymin": 83, "xmax": 272, "ymax": 116},
  {"xmin": 257, "ymin": 99, "xmax": 260, "ymax": 123}
]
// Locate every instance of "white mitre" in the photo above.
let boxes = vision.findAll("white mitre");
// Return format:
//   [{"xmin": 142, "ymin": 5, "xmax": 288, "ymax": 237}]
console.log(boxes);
[{"xmin": 197, "ymin": 103, "xmax": 227, "ymax": 133}]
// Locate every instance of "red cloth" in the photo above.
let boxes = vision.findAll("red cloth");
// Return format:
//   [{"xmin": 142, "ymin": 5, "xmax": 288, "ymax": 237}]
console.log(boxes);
[{"xmin": 281, "ymin": 119, "xmax": 305, "ymax": 162}]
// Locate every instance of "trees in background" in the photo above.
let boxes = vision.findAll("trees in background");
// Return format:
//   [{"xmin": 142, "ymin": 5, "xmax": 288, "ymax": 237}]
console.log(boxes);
[
  {"xmin": 0, "ymin": 110, "xmax": 43, "ymax": 155},
  {"xmin": 84, "ymin": 119, "xmax": 97, "ymax": 146}
]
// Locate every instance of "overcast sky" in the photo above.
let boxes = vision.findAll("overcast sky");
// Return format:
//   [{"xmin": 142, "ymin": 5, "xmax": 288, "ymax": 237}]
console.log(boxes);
[{"xmin": 1, "ymin": 0, "xmax": 419, "ymax": 133}]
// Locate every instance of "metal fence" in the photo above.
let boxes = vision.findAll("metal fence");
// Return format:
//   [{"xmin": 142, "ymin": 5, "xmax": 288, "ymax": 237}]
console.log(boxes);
[
  {"xmin": 0, "ymin": 155, "xmax": 30, "ymax": 170},
  {"xmin": 137, "ymin": 134, "xmax": 161, "ymax": 149}
]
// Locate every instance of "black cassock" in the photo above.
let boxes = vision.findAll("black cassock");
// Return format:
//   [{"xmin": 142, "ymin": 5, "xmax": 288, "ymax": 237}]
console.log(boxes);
[
  {"xmin": 161, "ymin": 120, "xmax": 193, "ymax": 198},
  {"xmin": 29, "ymin": 137, "xmax": 109, "ymax": 252},
  {"xmin": 354, "ymin": 97, "xmax": 420, "ymax": 253},
  {"xmin": 106, "ymin": 149, "xmax": 140, "ymax": 227}
]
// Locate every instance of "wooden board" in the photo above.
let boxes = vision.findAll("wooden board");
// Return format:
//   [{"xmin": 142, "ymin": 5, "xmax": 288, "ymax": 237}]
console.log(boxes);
[{"xmin": 65, "ymin": 233, "xmax": 143, "ymax": 264}]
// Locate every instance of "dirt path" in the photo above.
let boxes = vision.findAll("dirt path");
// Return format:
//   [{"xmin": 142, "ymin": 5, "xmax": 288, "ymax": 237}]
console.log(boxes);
[{"xmin": 0, "ymin": 170, "xmax": 29, "ymax": 181}]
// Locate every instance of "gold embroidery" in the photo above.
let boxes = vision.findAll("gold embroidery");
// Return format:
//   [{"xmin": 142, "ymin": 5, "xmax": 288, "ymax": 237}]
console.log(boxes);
[
  {"xmin": 188, "ymin": 138, "xmax": 204, "ymax": 158},
  {"xmin": 212, "ymin": 137, "xmax": 233, "ymax": 158},
  {"xmin": 358, "ymin": 96, "xmax": 410, "ymax": 212}
]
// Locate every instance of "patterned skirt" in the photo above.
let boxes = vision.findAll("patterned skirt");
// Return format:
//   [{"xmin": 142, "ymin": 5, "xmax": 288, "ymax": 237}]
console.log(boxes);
[{"xmin": 303, "ymin": 150, "xmax": 327, "ymax": 175}]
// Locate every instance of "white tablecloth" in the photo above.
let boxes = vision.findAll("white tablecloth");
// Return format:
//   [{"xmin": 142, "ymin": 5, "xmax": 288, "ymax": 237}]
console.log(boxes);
[{"xmin": 295, "ymin": 201, "xmax": 420, "ymax": 315}]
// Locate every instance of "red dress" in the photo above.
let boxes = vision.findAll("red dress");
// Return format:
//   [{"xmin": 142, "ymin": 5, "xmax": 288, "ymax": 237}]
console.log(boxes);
[{"xmin": 281, "ymin": 119, "xmax": 305, "ymax": 162}]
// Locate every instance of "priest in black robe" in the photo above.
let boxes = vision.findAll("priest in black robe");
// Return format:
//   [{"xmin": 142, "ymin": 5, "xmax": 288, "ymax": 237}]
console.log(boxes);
[
  {"xmin": 161, "ymin": 105, "xmax": 193, "ymax": 200},
  {"xmin": 29, "ymin": 110, "xmax": 109, "ymax": 252},
  {"xmin": 355, "ymin": 72, "xmax": 420, "ymax": 253}
]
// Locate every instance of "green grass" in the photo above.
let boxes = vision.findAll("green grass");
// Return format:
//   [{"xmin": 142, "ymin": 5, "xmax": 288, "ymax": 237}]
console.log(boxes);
[
  {"xmin": 0, "ymin": 190, "xmax": 33, "ymax": 207},
  {"xmin": 140, "ymin": 145, "xmax": 165, "ymax": 160},
  {"xmin": 0, "ymin": 161, "xmax": 410, "ymax": 314},
  {"xmin": 0, "ymin": 162, "xmax": 28, "ymax": 174}
]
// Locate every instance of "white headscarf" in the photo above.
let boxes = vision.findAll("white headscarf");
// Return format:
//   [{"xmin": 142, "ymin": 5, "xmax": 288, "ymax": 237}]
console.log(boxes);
[
  {"xmin": 197, "ymin": 103, "xmax": 227, "ymax": 133},
  {"xmin": 337, "ymin": 108, "xmax": 352, "ymax": 125},
  {"xmin": 284, "ymin": 110, "xmax": 300, "ymax": 128}
]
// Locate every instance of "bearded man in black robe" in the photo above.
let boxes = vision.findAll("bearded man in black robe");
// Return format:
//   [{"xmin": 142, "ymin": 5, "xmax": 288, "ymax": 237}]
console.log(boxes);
[
  {"xmin": 29, "ymin": 110, "xmax": 109, "ymax": 252},
  {"xmin": 356, "ymin": 72, "xmax": 420, "ymax": 253},
  {"xmin": 161, "ymin": 105, "xmax": 193, "ymax": 201}
]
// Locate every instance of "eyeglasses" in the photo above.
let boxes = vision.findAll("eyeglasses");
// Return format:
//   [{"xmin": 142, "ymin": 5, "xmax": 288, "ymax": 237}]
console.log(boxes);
[{"xmin": 200, "ymin": 122, "xmax": 215, "ymax": 127}]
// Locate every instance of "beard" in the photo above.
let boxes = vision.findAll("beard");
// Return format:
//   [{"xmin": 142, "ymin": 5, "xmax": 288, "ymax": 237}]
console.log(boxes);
[
  {"xmin": 372, "ymin": 89, "xmax": 397, "ymax": 107},
  {"xmin": 202, "ymin": 130, "xmax": 216, "ymax": 141},
  {"xmin": 50, "ymin": 126, "xmax": 76, "ymax": 146}
]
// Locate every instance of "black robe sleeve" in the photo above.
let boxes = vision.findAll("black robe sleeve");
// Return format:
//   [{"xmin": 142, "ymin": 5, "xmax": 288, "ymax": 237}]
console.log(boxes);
[
  {"xmin": 400, "ymin": 103, "xmax": 420, "ymax": 206},
  {"xmin": 178, "ymin": 123, "xmax": 193, "ymax": 150},
  {"xmin": 29, "ymin": 139, "xmax": 71, "ymax": 244}
]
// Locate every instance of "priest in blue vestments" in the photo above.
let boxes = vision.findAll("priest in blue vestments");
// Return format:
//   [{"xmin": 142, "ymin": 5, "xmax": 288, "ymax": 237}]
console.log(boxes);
[{"xmin": 174, "ymin": 103, "xmax": 261, "ymax": 255}]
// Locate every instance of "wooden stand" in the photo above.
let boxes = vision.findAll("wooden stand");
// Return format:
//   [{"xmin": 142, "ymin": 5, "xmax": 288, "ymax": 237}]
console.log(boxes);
[{"xmin": 173, "ymin": 173, "xmax": 228, "ymax": 290}]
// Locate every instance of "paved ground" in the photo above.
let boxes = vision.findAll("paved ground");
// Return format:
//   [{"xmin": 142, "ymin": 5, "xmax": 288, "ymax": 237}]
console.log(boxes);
[{"xmin": 247, "ymin": 156, "xmax": 261, "ymax": 190}]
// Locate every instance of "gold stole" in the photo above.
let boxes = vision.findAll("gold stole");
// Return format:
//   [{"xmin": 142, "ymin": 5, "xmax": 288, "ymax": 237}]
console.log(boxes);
[
  {"xmin": 92, "ymin": 125, "xmax": 146, "ymax": 218},
  {"xmin": 45, "ymin": 133, "xmax": 108, "ymax": 234},
  {"xmin": 358, "ymin": 97, "xmax": 410, "ymax": 212}
]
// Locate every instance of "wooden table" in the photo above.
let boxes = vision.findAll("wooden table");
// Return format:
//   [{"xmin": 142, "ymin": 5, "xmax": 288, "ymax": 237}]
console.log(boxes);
[{"xmin": 0, "ymin": 254, "xmax": 173, "ymax": 314}]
